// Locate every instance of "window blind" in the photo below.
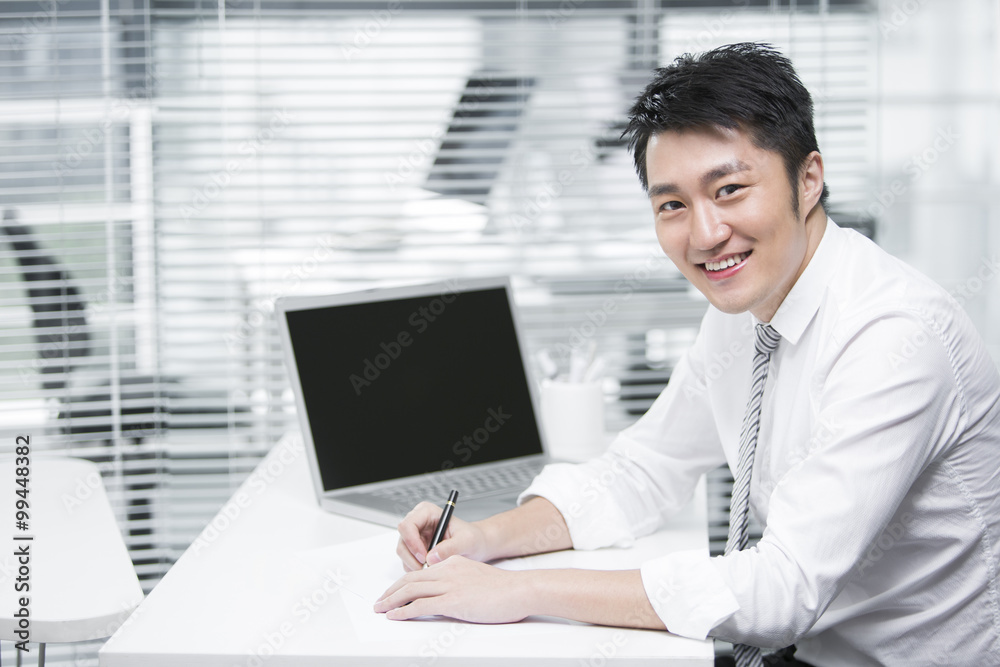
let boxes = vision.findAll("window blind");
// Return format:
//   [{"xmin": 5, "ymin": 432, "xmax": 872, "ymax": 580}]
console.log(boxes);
[{"xmin": 0, "ymin": 1, "xmax": 875, "ymax": 663}]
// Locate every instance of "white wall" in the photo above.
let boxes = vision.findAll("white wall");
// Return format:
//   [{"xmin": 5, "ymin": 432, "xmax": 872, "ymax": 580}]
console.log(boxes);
[{"xmin": 874, "ymin": 0, "xmax": 1000, "ymax": 365}]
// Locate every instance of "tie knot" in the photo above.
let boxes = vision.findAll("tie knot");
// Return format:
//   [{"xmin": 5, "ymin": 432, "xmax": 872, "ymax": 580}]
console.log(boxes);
[{"xmin": 755, "ymin": 323, "xmax": 781, "ymax": 355}]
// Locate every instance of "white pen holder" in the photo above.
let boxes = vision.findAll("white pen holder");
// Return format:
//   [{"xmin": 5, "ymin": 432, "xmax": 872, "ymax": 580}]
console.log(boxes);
[{"xmin": 539, "ymin": 378, "xmax": 606, "ymax": 462}]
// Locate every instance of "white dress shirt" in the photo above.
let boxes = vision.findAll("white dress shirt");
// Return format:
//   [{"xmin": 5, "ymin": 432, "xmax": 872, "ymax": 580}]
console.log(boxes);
[{"xmin": 520, "ymin": 220, "xmax": 1000, "ymax": 667}]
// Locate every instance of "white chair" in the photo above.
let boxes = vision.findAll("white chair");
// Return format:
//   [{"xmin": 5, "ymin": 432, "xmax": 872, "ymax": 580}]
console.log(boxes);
[{"xmin": 0, "ymin": 456, "xmax": 144, "ymax": 666}]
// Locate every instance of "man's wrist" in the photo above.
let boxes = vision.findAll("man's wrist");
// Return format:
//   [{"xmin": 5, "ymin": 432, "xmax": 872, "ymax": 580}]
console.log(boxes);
[
  {"xmin": 473, "ymin": 514, "xmax": 509, "ymax": 562},
  {"xmin": 473, "ymin": 497, "xmax": 572, "ymax": 562}
]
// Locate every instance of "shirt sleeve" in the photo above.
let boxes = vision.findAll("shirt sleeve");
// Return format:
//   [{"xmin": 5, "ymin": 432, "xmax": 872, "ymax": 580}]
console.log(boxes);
[
  {"xmin": 639, "ymin": 313, "xmax": 968, "ymax": 646},
  {"xmin": 519, "ymin": 316, "xmax": 728, "ymax": 550}
]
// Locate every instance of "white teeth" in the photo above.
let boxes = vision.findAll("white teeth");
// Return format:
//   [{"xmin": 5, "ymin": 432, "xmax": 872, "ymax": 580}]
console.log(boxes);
[{"xmin": 705, "ymin": 252, "xmax": 749, "ymax": 272}]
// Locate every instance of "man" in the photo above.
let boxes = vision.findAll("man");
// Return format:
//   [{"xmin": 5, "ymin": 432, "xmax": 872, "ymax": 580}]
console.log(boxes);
[{"xmin": 374, "ymin": 43, "xmax": 1000, "ymax": 667}]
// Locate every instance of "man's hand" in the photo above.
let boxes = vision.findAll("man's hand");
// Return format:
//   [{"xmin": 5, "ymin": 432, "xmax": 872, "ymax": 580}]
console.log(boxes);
[
  {"xmin": 374, "ymin": 555, "xmax": 531, "ymax": 623},
  {"xmin": 395, "ymin": 501, "xmax": 493, "ymax": 571},
  {"xmin": 395, "ymin": 496, "xmax": 574, "ymax": 572}
]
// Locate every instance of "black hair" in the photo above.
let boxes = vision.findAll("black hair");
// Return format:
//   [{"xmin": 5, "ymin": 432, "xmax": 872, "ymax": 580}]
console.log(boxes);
[{"xmin": 623, "ymin": 42, "xmax": 829, "ymax": 216}]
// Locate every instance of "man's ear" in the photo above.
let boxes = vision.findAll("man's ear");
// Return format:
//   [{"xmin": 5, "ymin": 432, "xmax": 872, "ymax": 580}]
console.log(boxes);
[{"xmin": 799, "ymin": 151, "xmax": 825, "ymax": 213}]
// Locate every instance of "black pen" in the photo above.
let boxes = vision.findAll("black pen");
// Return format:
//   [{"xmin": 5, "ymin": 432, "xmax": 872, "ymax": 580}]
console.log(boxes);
[{"xmin": 425, "ymin": 489, "xmax": 459, "ymax": 567}]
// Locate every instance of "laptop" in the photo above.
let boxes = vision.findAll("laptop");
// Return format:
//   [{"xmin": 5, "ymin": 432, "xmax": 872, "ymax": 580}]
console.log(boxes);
[{"xmin": 275, "ymin": 276, "xmax": 551, "ymax": 527}]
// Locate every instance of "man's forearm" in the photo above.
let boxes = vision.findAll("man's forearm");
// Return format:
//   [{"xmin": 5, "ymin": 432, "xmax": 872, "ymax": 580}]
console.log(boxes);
[
  {"xmin": 476, "ymin": 499, "xmax": 667, "ymax": 630},
  {"xmin": 477, "ymin": 496, "xmax": 573, "ymax": 561},
  {"xmin": 526, "ymin": 568, "xmax": 667, "ymax": 630},
  {"xmin": 462, "ymin": 498, "xmax": 669, "ymax": 631}
]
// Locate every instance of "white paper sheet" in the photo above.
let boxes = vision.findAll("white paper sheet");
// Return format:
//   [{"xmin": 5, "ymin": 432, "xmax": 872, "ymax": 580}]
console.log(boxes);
[{"xmin": 293, "ymin": 532, "xmax": 583, "ymax": 642}]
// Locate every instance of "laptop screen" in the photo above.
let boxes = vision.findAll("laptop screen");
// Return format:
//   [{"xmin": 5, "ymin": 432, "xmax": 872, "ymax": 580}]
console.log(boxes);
[{"xmin": 283, "ymin": 283, "xmax": 545, "ymax": 492}]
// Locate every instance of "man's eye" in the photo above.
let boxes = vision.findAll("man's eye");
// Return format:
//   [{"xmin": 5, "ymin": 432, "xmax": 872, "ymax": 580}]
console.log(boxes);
[
  {"xmin": 660, "ymin": 200, "xmax": 685, "ymax": 212},
  {"xmin": 719, "ymin": 184, "xmax": 743, "ymax": 197}
]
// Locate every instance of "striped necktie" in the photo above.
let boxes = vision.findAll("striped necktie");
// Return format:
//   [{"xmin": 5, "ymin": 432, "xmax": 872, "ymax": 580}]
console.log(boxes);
[{"xmin": 726, "ymin": 323, "xmax": 781, "ymax": 667}]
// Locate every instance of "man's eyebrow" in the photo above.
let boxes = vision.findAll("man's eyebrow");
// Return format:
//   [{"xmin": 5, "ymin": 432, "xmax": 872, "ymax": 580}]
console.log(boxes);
[
  {"xmin": 701, "ymin": 159, "xmax": 752, "ymax": 187},
  {"xmin": 647, "ymin": 182, "xmax": 680, "ymax": 199},
  {"xmin": 647, "ymin": 159, "xmax": 752, "ymax": 199}
]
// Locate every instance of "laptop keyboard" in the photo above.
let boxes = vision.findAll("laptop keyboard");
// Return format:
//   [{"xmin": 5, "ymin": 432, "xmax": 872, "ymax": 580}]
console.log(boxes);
[{"xmin": 371, "ymin": 459, "xmax": 543, "ymax": 511}]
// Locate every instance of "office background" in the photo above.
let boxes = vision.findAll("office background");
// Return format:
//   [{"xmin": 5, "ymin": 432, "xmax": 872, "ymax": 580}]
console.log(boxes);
[{"xmin": 1, "ymin": 0, "xmax": 997, "ymax": 663}]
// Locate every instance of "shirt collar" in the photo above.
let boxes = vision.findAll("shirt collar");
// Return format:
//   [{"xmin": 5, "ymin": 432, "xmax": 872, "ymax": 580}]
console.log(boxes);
[{"xmin": 763, "ymin": 217, "xmax": 845, "ymax": 346}]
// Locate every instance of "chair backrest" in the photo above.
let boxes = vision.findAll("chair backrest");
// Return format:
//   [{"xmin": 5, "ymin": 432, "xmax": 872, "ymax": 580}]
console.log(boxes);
[{"xmin": 2, "ymin": 208, "xmax": 92, "ymax": 391}]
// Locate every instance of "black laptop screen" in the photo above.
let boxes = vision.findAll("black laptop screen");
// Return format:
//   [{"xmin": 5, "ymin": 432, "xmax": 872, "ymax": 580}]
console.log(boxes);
[{"xmin": 284, "ymin": 284, "xmax": 544, "ymax": 491}]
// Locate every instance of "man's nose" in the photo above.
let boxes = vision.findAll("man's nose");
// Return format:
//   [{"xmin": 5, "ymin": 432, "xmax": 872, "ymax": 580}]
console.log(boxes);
[{"xmin": 689, "ymin": 203, "xmax": 730, "ymax": 251}]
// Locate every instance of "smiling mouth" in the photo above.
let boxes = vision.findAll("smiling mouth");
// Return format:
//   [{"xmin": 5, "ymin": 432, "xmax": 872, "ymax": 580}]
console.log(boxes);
[{"xmin": 702, "ymin": 251, "xmax": 751, "ymax": 273}]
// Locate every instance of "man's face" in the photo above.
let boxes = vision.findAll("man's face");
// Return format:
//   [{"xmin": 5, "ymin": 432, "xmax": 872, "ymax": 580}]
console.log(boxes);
[{"xmin": 646, "ymin": 126, "xmax": 823, "ymax": 322}]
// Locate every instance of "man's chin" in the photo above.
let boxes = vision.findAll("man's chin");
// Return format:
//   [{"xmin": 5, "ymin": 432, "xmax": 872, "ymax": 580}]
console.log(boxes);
[
  {"xmin": 696, "ymin": 286, "xmax": 754, "ymax": 316},
  {"xmin": 710, "ymin": 301, "xmax": 752, "ymax": 315}
]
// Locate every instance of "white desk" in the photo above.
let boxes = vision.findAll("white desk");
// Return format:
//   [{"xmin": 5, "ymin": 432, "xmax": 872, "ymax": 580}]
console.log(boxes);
[{"xmin": 100, "ymin": 435, "xmax": 714, "ymax": 666}]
